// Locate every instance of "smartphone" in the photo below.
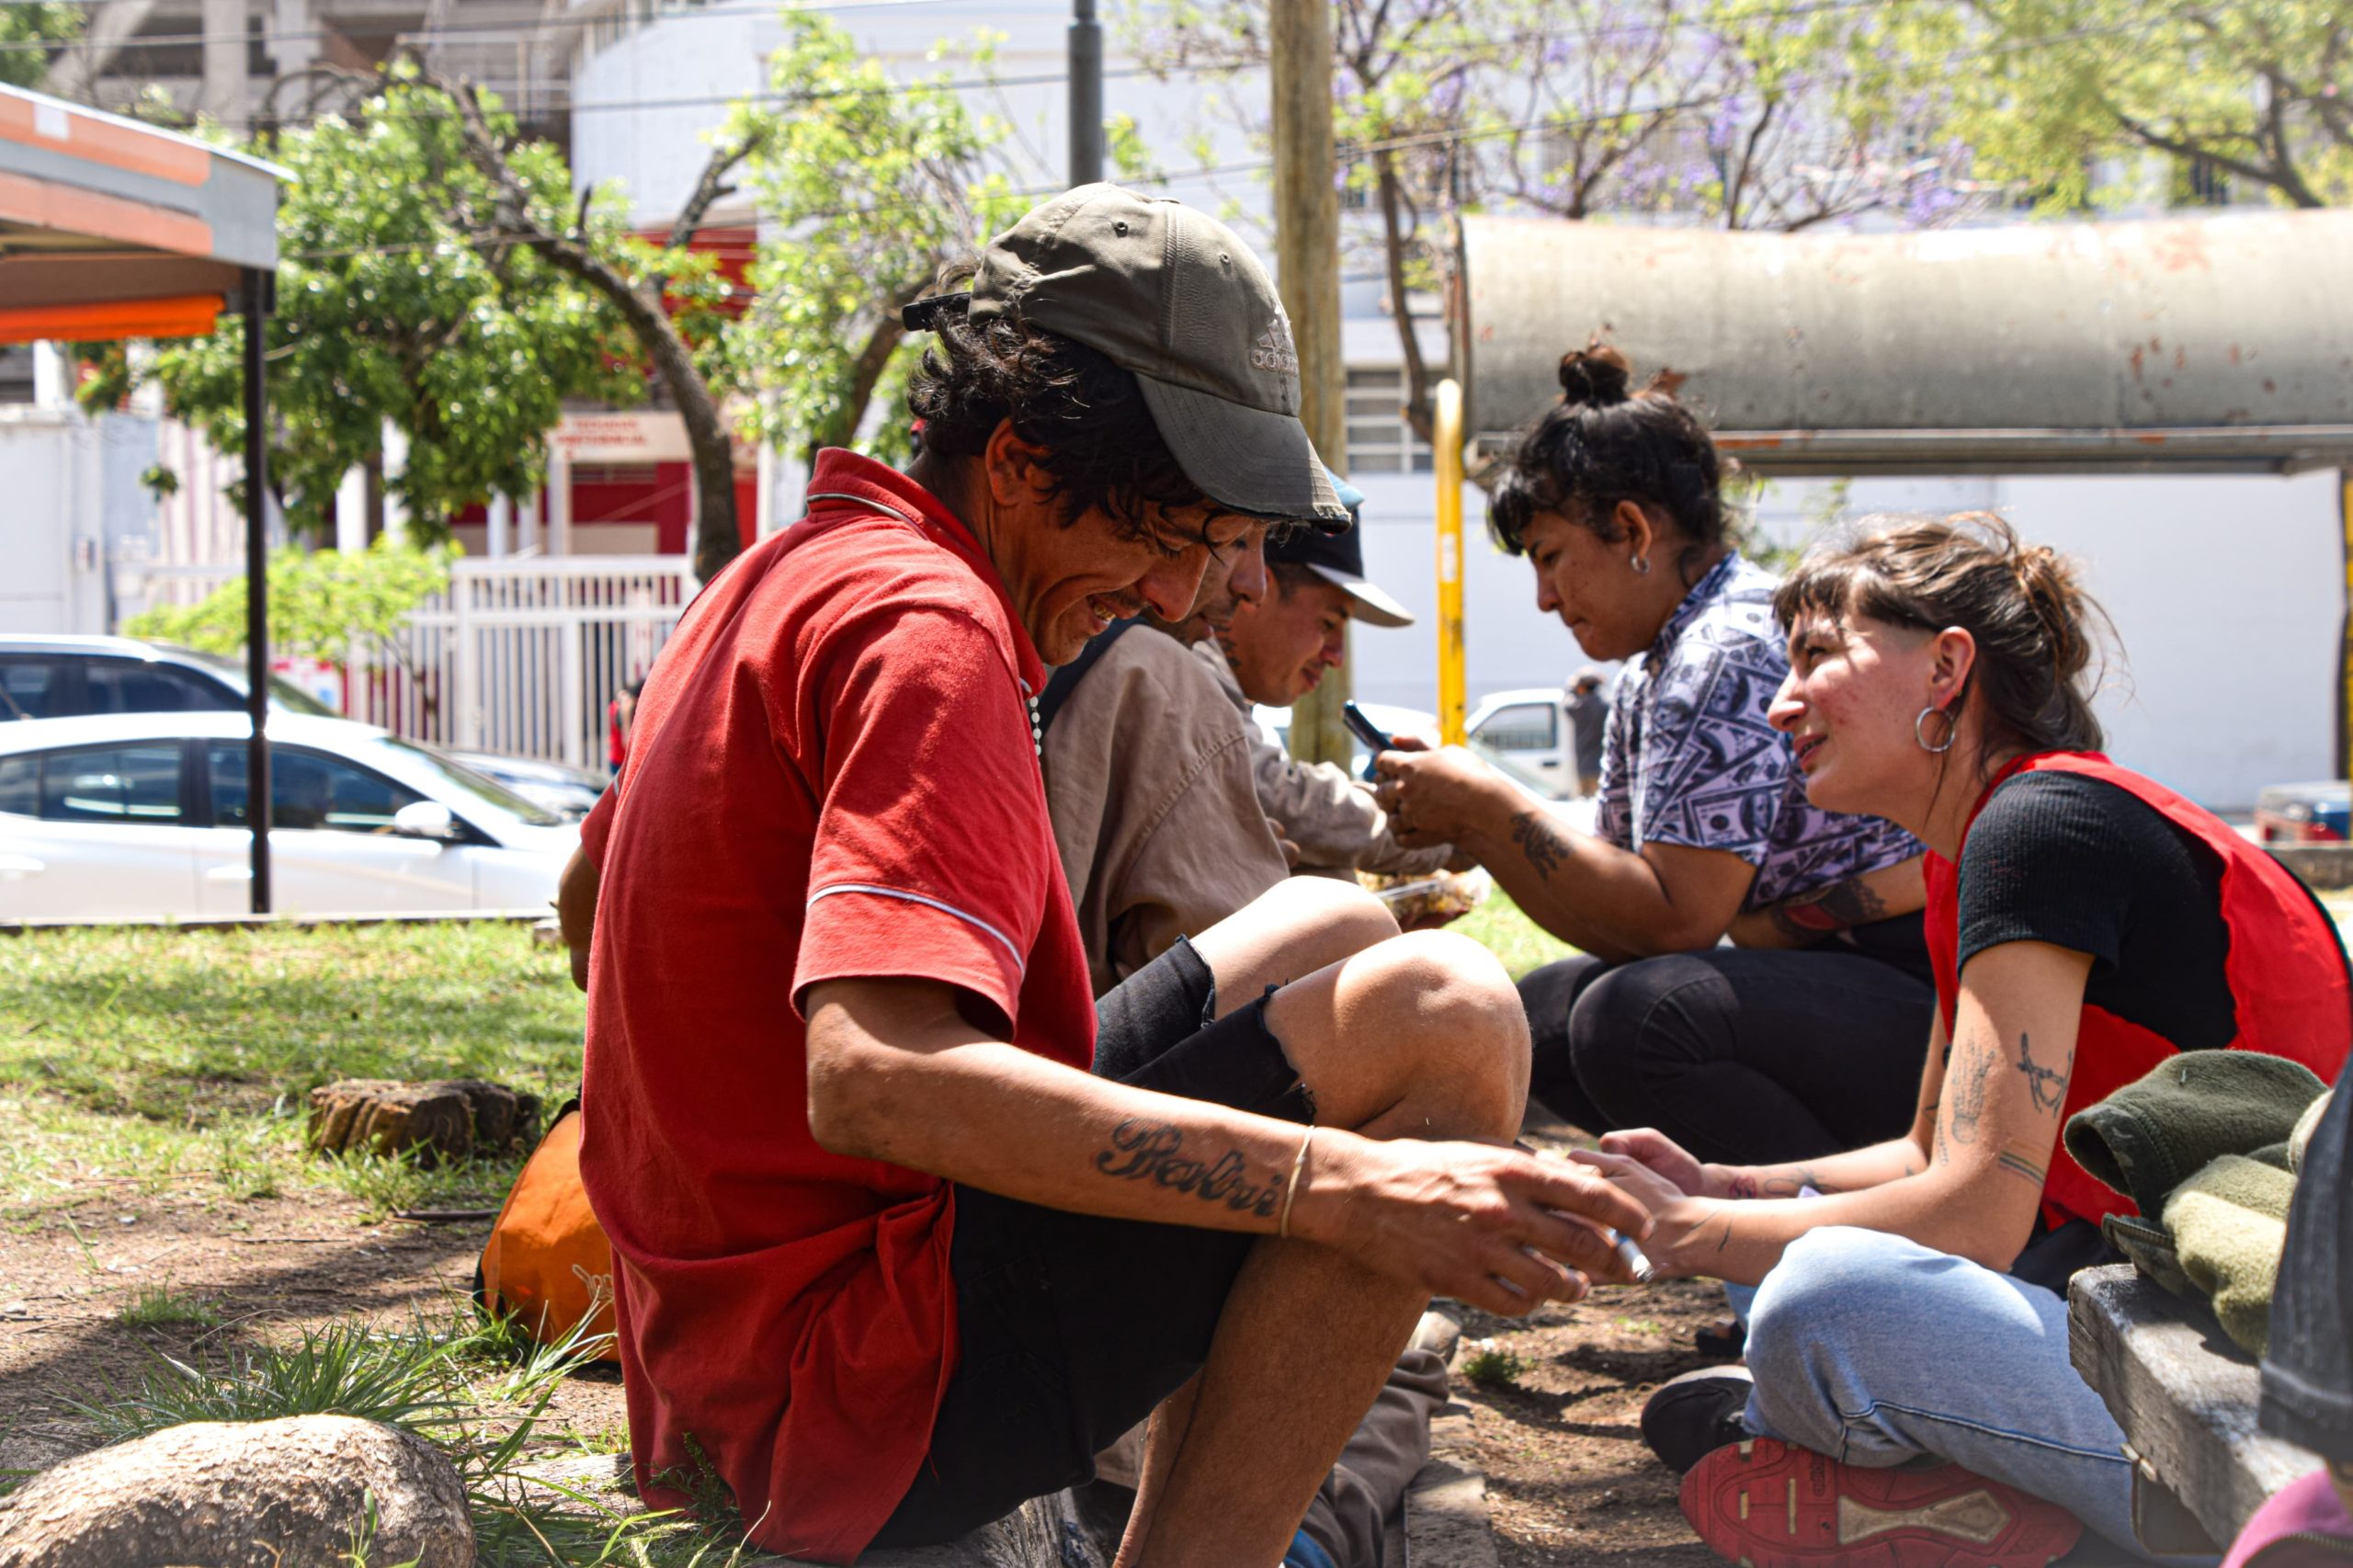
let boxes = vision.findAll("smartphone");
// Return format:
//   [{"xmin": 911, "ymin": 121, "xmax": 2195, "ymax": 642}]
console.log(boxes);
[{"xmin": 1342, "ymin": 699, "xmax": 1396, "ymax": 754}]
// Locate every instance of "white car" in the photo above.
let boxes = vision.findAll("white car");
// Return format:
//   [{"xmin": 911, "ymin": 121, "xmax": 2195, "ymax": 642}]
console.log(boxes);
[
  {"xmin": 1464, "ymin": 687, "xmax": 1577, "ymax": 789},
  {"xmin": 0, "ymin": 712, "xmax": 579, "ymax": 922}
]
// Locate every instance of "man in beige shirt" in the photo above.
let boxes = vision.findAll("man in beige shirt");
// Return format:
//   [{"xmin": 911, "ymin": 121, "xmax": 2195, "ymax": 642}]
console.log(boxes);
[
  {"xmin": 1203, "ymin": 492, "xmax": 1452, "ymax": 879},
  {"xmin": 1040, "ymin": 516, "xmax": 1290, "ymax": 995}
]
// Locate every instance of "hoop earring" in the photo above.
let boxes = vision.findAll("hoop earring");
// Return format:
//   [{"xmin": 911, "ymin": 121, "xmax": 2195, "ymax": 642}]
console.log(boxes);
[
  {"xmin": 1915, "ymin": 706, "xmax": 1956, "ymax": 754},
  {"xmin": 1631, "ymin": 554, "xmax": 1651, "ymax": 576}
]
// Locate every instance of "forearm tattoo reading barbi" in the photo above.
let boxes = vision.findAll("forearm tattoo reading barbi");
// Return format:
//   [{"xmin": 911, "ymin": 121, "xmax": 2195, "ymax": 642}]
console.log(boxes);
[
  {"xmin": 1509, "ymin": 811, "xmax": 1568, "ymax": 881},
  {"xmin": 1095, "ymin": 1119, "xmax": 1280, "ymax": 1218}
]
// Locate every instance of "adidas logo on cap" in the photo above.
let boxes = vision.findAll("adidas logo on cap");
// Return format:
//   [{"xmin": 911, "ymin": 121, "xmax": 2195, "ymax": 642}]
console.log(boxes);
[{"xmin": 1251, "ymin": 315, "xmax": 1300, "ymax": 377}]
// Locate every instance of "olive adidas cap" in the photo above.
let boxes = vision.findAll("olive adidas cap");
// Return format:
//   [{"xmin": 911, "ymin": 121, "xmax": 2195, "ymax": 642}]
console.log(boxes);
[{"xmin": 954, "ymin": 184, "xmax": 1350, "ymax": 531}]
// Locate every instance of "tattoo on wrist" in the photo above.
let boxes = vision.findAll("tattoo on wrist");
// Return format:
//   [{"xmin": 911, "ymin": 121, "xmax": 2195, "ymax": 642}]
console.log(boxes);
[
  {"xmin": 1727, "ymin": 1165, "xmax": 1835, "ymax": 1200},
  {"xmin": 1508, "ymin": 811, "xmax": 1568, "ymax": 881},
  {"xmin": 2014, "ymin": 1031, "xmax": 2071, "ymax": 1116},
  {"xmin": 1095, "ymin": 1119, "xmax": 1279, "ymax": 1218}
]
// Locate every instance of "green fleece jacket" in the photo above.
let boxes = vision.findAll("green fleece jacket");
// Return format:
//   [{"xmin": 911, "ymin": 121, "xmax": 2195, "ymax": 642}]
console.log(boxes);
[{"xmin": 2065, "ymin": 1055, "xmax": 2330, "ymax": 1357}]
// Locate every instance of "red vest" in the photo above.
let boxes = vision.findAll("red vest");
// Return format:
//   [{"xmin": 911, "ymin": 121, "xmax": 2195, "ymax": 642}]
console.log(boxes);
[{"xmin": 1925, "ymin": 751, "xmax": 2350, "ymax": 1230}]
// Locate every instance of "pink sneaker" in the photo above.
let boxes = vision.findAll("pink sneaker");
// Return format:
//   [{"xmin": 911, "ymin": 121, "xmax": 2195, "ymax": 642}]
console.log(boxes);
[{"xmin": 1680, "ymin": 1437, "xmax": 2085, "ymax": 1568}]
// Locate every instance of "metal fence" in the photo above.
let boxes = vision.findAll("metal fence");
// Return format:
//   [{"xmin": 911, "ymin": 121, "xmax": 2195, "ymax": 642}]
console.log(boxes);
[{"xmin": 122, "ymin": 556, "xmax": 699, "ymax": 768}]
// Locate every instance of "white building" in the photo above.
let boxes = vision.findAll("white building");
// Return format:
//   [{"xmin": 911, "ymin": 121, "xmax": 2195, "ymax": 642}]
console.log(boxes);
[{"xmin": 5, "ymin": 2, "xmax": 2333, "ymax": 806}]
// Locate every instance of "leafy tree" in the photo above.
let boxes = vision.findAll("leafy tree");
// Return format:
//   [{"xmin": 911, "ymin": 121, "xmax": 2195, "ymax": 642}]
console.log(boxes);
[
  {"xmin": 0, "ymin": 3, "xmax": 81, "ymax": 89},
  {"xmin": 1886, "ymin": 0, "xmax": 2352, "ymax": 211},
  {"xmin": 425, "ymin": 62, "xmax": 761, "ymax": 581},
  {"xmin": 79, "ymin": 72, "xmax": 643, "ymax": 546},
  {"xmin": 727, "ymin": 15, "xmax": 1030, "ymax": 468},
  {"xmin": 1132, "ymin": 0, "xmax": 1975, "ymax": 443},
  {"xmin": 126, "ymin": 537, "xmax": 453, "ymax": 666}
]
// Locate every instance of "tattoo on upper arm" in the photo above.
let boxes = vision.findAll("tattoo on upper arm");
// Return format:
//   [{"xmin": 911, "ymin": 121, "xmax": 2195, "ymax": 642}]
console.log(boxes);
[
  {"xmin": 1948, "ymin": 1046, "xmax": 1995, "ymax": 1146},
  {"xmin": 2015, "ymin": 1031, "xmax": 2072, "ymax": 1116},
  {"xmin": 1764, "ymin": 876, "xmax": 1889, "ymax": 942},
  {"xmin": 1509, "ymin": 812, "xmax": 1568, "ymax": 881},
  {"xmin": 1095, "ymin": 1119, "xmax": 1279, "ymax": 1218},
  {"xmin": 1995, "ymin": 1146, "xmax": 2049, "ymax": 1188}
]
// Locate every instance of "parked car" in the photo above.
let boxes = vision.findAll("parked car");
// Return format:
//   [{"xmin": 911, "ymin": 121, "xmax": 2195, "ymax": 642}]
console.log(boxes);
[
  {"xmin": 0, "ymin": 634, "xmax": 342, "ymax": 722},
  {"xmin": 0, "ymin": 712, "xmax": 577, "ymax": 922},
  {"xmin": 445, "ymin": 749, "xmax": 607, "ymax": 822},
  {"xmin": 2256, "ymin": 781, "xmax": 2352, "ymax": 844},
  {"xmin": 2, "ymin": 635, "xmax": 608, "ymax": 819},
  {"xmin": 1464, "ymin": 687, "xmax": 1577, "ymax": 791}
]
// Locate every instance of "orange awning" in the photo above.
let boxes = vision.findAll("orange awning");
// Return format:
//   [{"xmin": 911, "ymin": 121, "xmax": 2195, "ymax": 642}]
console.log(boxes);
[{"xmin": 0, "ymin": 291, "xmax": 224, "ymax": 345}]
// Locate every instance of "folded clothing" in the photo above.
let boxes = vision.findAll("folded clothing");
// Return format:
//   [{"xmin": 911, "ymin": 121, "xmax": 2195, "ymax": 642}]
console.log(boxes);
[
  {"xmin": 2065, "ymin": 1052, "xmax": 2326, "ymax": 1219},
  {"xmin": 2160, "ymin": 1154, "xmax": 2294, "ymax": 1356}
]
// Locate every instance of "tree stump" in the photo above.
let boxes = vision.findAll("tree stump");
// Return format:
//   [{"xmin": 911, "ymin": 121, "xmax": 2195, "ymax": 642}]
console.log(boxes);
[
  {"xmin": 307, "ymin": 1078, "xmax": 541, "ymax": 1165},
  {"xmin": 0, "ymin": 1415, "xmax": 473, "ymax": 1568}
]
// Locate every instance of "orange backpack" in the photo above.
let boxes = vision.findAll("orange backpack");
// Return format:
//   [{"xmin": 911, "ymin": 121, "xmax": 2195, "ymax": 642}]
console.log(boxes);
[{"xmin": 475, "ymin": 1101, "xmax": 618, "ymax": 1359}]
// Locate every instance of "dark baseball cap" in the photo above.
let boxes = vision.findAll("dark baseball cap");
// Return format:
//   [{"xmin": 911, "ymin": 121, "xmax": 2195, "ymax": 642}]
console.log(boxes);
[
  {"xmin": 1267, "ymin": 472, "xmax": 1413, "ymax": 627},
  {"xmin": 911, "ymin": 184, "xmax": 1349, "ymax": 531}
]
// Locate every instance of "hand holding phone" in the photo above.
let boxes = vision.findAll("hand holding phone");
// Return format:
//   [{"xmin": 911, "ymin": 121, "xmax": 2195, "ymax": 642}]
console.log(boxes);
[{"xmin": 1342, "ymin": 699, "xmax": 1396, "ymax": 754}]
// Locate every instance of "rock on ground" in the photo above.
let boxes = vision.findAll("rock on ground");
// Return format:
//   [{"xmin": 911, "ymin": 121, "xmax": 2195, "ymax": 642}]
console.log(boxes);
[
  {"xmin": 307, "ymin": 1078, "xmax": 540, "ymax": 1165},
  {"xmin": 0, "ymin": 1414, "xmax": 473, "ymax": 1568}
]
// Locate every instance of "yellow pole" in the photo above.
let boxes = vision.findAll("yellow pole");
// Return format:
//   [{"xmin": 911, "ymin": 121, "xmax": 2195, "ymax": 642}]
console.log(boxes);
[
  {"xmin": 2342, "ymin": 470, "xmax": 2353, "ymax": 783},
  {"xmin": 1435, "ymin": 378, "xmax": 1466, "ymax": 745}
]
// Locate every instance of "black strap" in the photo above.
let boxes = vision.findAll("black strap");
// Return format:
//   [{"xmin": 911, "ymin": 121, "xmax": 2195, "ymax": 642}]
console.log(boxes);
[{"xmin": 1034, "ymin": 619, "xmax": 1141, "ymax": 735}]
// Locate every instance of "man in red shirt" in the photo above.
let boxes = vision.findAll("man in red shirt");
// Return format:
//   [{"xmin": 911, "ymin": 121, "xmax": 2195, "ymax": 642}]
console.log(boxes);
[{"xmin": 573, "ymin": 185, "xmax": 1647, "ymax": 1567}]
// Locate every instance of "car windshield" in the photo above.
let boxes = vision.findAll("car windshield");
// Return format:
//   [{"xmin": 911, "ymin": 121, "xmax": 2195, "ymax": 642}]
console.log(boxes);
[
  {"xmin": 176, "ymin": 648, "xmax": 339, "ymax": 717},
  {"xmin": 380, "ymin": 739, "xmax": 565, "ymax": 827}
]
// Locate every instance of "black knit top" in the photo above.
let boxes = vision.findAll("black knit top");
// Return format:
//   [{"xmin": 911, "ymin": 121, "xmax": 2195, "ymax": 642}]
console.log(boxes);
[{"xmin": 1956, "ymin": 769, "xmax": 2234, "ymax": 1051}]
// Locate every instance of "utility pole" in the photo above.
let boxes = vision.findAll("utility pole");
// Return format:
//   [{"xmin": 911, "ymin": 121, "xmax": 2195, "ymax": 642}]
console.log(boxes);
[
  {"xmin": 1069, "ymin": 0, "xmax": 1104, "ymax": 186},
  {"xmin": 1270, "ymin": 0, "xmax": 1350, "ymax": 767}
]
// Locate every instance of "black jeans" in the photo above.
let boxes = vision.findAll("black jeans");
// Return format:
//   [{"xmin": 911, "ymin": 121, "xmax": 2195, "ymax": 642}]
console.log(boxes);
[{"xmin": 1518, "ymin": 915, "xmax": 1936, "ymax": 1165}]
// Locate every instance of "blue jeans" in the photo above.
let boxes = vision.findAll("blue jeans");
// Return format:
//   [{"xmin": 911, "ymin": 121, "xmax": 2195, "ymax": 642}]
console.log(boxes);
[{"xmin": 1738, "ymin": 1226, "xmax": 2203, "ymax": 1562}]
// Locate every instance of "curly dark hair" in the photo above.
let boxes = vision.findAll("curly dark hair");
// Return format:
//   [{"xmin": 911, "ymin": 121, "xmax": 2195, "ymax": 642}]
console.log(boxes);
[
  {"xmin": 906, "ymin": 273, "xmax": 1245, "ymax": 539},
  {"xmin": 1486, "ymin": 344, "xmax": 1728, "ymax": 584}
]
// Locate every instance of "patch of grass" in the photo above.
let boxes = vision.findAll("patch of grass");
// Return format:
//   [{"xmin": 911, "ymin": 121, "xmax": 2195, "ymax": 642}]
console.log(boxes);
[
  {"xmin": 63, "ymin": 1304, "xmax": 698, "ymax": 1565},
  {"xmin": 118, "ymin": 1283, "xmax": 221, "ymax": 1329},
  {"xmin": 0, "ymin": 922, "xmax": 581, "ymax": 1222},
  {"xmin": 318, "ymin": 1147, "xmax": 518, "ymax": 1226},
  {"xmin": 1454, "ymin": 887, "xmax": 1579, "ymax": 980},
  {"xmin": 1459, "ymin": 1342, "xmax": 1529, "ymax": 1388}
]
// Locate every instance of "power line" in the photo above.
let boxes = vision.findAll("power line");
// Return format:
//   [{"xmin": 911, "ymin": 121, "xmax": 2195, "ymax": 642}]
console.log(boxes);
[
  {"xmin": 0, "ymin": 0, "xmax": 973, "ymax": 50},
  {"xmin": 254, "ymin": 2, "xmax": 2170, "ymax": 268}
]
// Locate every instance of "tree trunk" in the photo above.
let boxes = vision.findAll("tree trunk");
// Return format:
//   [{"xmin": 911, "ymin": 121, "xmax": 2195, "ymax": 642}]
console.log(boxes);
[
  {"xmin": 434, "ymin": 69, "xmax": 748, "ymax": 583},
  {"xmin": 536, "ymin": 244, "xmax": 743, "ymax": 583}
]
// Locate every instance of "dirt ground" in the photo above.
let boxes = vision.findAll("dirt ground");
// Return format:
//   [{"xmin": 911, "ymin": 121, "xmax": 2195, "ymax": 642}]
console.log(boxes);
[{"xmin": 0, "ymin": 1112, "xmax": 1736, "ymax": 1566}]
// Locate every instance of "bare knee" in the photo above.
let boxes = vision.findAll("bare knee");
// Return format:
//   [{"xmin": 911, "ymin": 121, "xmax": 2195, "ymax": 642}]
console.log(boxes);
[
  {"xmin": 1318, "ymin": 930, "xmax": 1528, "ymax": 1141},
  {"xmin": 1196, "ymin": 877, "xmax": 1398, "ymax": 1006},
  {"xmin": 1256, "ymin": 875, "xmax": 1398, "ymax": 968}
]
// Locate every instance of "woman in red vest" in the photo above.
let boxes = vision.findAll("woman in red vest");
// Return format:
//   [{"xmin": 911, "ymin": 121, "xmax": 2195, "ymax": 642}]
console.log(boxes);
[{"xmin": 1581, "ymin": 513, "xmax": 2350, "ymax": 1568}]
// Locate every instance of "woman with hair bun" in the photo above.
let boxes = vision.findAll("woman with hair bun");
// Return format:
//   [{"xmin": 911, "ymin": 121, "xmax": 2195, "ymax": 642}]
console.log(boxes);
[
  {"xmin": 1582, "ymin": 513, "xmax": 2350, "ymax": 1568},
  {"xmin": 1376, "ymin": 346, "xmax": 1933, "ymax": 1170}
]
